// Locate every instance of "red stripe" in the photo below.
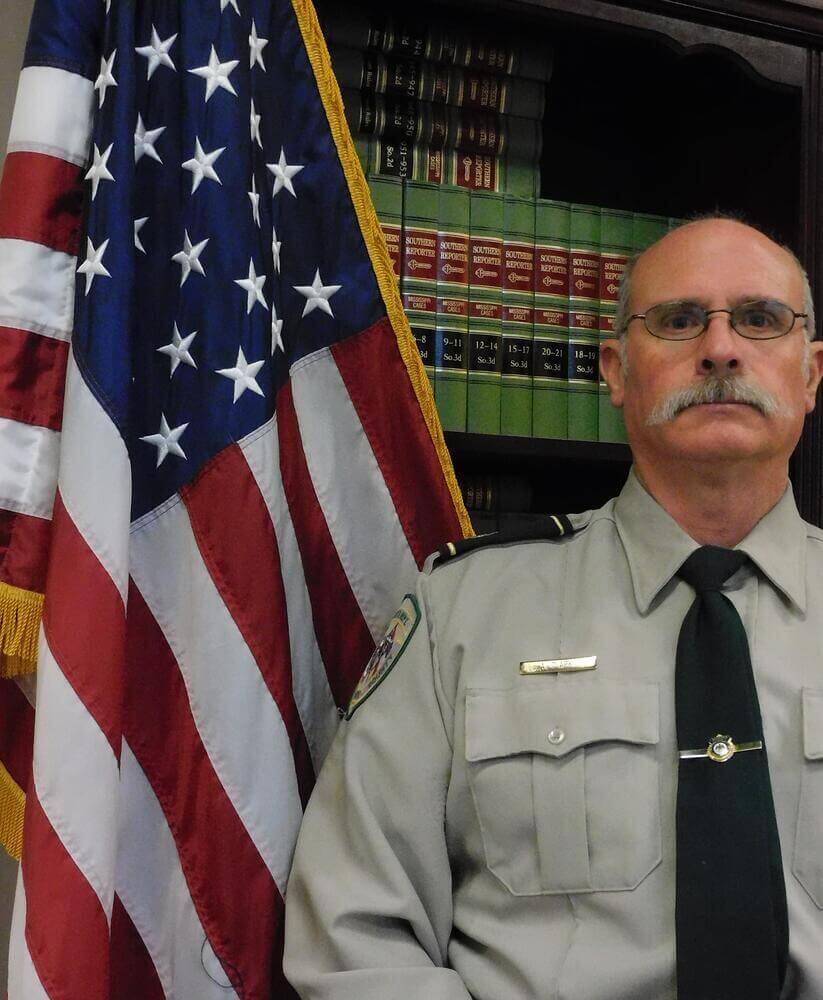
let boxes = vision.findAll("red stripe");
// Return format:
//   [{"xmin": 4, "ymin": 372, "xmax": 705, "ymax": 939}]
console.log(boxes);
[
  {"xmin": 0, "ymin": 679, "xmax": 34, "ymax": 790},
  {"xmin": 0, "ymin": 508, "xmax": 51, "ymax": 595},
  {"xmin": 276, "ymin": 383, "xmax": 375, "ymax": 707},
  {"xmin": 22, "ymin": 788, "xmax": 109, "ymax": 1000},
  {"xmin": 0, "ymin": 151, "xmax": 84, "ymax": 256},
  {"xmin": 109, "ymin": 894, "xmax": 165, "ymax": 1000},
  {"xmin": 41, "ymin": 494, "xmax": 123, "ymax": 755},
  {"xmin": 332, "ymin": 316, "xmax": 464, "ymax": 566},
  {"xmin": 125, "ymin": 581, "xmax": 281, "ymax": 1000},
  {"xmin": 0, "ymin": 325, "xmax": 68, "ymax": 430},
  {"xmin": 181, "ymin": 445, "xmax": 315, "ymax": 806}
]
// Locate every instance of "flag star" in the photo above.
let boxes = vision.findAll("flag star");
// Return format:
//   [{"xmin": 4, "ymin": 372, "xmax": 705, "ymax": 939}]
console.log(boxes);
[
  {"xmin": 216, "ymin": 347, "xmax": 265, "ymax": 403},
  {"xmin": 136, "ymin": 26, "xmax": 177, "ymax": 79},
  {"xmin": 182, "ymin": 138, "xmax": 225, "ymax": 193},
  {"xmin": 140, "ymin": 414, "xmax": 189, "ymax": 467},
  {"xmin": 249, "ymin": 20, "xmax": 268, "ymax": 70},
  {"xmin": 250, "ymin": 98, "xmax": 262, "ymax": 148},
  {"xmin": 271, "ymin": 228, "xmax": 282, "ymax": 273},
  {"xmin": 249, "ymin": 176, "xmax": 261, "ymax": 227},
  {"xmin": 105, "ymin": 0, "xmax": 111, "ymax": 13},
  {"xmin": 77, "ymin": 237, "xmax": 111, "ymax": 295},
  {"xmin": 94, "ymin": 50, "xmax": 117, "ymax": 108},
  {"xmin": 134, "ymin": 217, "xmax": 148, "ymax": 253},
  {"xmin": 220, "ymin": 0, "xmax": 241, "ymax": 13},
  {"xmin": 235, "ymin": 259, "xmax": 268, "ymax": 313},
  {"xmin": 157, "ymin": 323, "xmax": 198, "ymax": 376},
  {"xmin": 271, "ymin": 304, "xmax": 285, "ymax": 355},
  {"xmin": 134, "ymin": 114, "xmax": 165, "ymax": 164},
  {"xmin": 189, "ymin": 46, "xmax": 239, "ymax": 102},
  {"xmin": 85, "ymin": 142, "xmax": 115, "ymax": 200},
  {"xmin": 293, "ymin": 269, "xmax": 342, "ymax": 318},
  {"xmin": 267, "ymin": 148, "xmax": 304, "ymax": 198},
  {"xmin": 172, "ymin": 230, "xmax": 209, "ymax": 285}
]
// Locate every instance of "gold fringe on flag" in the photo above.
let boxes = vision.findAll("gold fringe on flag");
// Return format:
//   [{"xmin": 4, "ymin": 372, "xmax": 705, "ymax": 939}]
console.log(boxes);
[
  {"xmin": 0, "ymin": 758, "xmax": 25, "ymax": 860},
  {"xmin": 0, "ymin": 582, "xmax": 42, "ymax": 678},
  {"xmin": 292, "ymin": 0, "xmax": 473, "ymax": 540}
]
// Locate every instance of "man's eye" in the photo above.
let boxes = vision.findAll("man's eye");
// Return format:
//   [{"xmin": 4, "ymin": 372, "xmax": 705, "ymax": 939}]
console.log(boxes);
[
  {"xmin": 655, "ymin": 305, "xmax": 703, "ymax": 332},
  {"xmin": 740, "ymin": 307, "xmax": 778, "ymax": 329}
]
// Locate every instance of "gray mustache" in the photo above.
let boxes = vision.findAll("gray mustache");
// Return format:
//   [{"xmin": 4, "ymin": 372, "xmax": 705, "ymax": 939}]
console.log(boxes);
[{"xmin": 646, "ymin": 376, "xmax": 794, "ymax": 426}]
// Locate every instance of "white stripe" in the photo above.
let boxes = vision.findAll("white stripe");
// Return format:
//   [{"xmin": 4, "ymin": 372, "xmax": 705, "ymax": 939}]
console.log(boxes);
[
  {"xmin": 7, "ymin": 66, "xmax": 94, "ymax": 166},
  {"xmin": 8, "ymin": 865, "xmax": 50, "ymax": 1000},
  {"xmin": 116, "ymin": 742, "xmax": 240, "ymax": 1000},
  {"xmin": 241, "ymin": 420, "xmax": 340, "ymax": 771},
  {"xmin": 58, "ymin": 352, "xmax": 131, "ymax": 605},
  {"xmin": 0, "ymin": 417, "xmax": 59, "ymax": 519},
  {"xmin": 32, "ymin": 628, "xmax": 119, "ymax": 919},
  {"xmin": 290, "ymin": 348, "xmax": 419, "ymax": 640},
  {"xmin": 0, "ymin": 239, "xmax": 77, "ymax": 342},
  {"xmin": 130, "ymin": 502, "xmax": 303, "ymax": 893}
]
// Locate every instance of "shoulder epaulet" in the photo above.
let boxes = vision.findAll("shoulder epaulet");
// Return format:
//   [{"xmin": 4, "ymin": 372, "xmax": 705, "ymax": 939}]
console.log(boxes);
[{"xmin": 432, "ymin": 512, "xmax": 584, "ymax": 569}]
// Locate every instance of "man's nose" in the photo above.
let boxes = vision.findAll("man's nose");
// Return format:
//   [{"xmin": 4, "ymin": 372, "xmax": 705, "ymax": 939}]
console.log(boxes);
[{"xmin": 699, "ymin": 310, "xmax": 741, "ymax": 374}]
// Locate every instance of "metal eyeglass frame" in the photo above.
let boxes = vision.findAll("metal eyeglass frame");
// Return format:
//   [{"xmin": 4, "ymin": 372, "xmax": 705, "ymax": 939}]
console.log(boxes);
[{"xmin": 626, "ymin": 300, "xmax": 808, "ymax": 341}]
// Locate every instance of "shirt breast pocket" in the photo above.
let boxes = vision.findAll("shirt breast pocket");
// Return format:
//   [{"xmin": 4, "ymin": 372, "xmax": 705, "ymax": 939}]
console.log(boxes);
[
  {"xmin": 793, "ymin": 687, "xmax": 823, "ymax": 907},
  {"xmin": 465, "ymin": 680, "xmax": 661, "ymax": 896}
]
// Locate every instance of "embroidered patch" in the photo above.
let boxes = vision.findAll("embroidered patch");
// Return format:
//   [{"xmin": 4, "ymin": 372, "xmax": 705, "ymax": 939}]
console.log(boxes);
[{"xmin": 346, "ymin": 594, "xmax": 420, "ymax": 719}]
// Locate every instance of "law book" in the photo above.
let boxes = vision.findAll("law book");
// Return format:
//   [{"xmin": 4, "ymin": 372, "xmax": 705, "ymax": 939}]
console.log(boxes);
[
  {"xmin": 533, "ymin": 199, "xmax": 570, "ymax": 439},
  {"xmin": 500, "ymin": 194, "xmax": 535, "ymax": 437},
  {"xmin": 401, "ymin": 180, "xmax": 439, "ymax": 385},
  {"xmin": 330, "ymin": 46, "xmax": 547, "ymax": 119},
  {"xmin": 598, "ymin": 207, "xmax": 632, "ymax": 444},
  {"xmin": 568, "ymin": 204, "xmax": 601, "ymax": 442},
  {"xmin": 367, "ymin": 175, "xmax": 404, "ymax": 281},
  {"xmin": 460, "ymin": 472, "xmax": 533, "ymax": 512},
  {"xmin": 467, "ymin": 191, "xmax": 504, "ymax": 434},
  {"xmin": 632, "ymin": 211, "xmax": 669, "ymax": 252},
  {"xmin": 319, "ymin": 7, "xmax": 554, "ymax": 83},
  {"xmin": 435, "ymin": 185, "xmax": 471, "ymax": 431}
]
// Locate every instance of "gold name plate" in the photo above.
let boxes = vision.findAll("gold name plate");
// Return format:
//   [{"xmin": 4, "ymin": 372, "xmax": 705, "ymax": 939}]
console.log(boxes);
[{"xmin": 520, "ymin": 656, "xmax": 597, "ymax": 675}]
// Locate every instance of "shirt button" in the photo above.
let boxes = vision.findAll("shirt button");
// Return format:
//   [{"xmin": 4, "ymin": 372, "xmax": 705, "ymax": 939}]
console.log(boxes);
[{"xmin": 547, "ymin": 727, "xmax": 565, "ymax": 745}]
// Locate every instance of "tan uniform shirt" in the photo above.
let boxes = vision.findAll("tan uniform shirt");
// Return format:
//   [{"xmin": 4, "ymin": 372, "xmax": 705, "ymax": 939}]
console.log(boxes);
[{"xmin": 284, "ymin": 469, "xmax": 823, "ymax": 999}]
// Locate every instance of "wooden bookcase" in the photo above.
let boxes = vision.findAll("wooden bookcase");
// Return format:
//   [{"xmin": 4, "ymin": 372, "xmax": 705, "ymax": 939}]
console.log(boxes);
[{"xmin": 330, "ymin": 0, "xmax": 823, "ymax": 525}]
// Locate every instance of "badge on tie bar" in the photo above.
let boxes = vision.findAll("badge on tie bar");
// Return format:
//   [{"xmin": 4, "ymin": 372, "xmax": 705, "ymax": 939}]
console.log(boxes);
[{"xmin": 679, "ymin": 733, "xmax": 763, "ymax": 763}]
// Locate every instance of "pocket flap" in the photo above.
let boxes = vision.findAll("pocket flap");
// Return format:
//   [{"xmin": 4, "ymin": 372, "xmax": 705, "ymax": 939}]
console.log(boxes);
[
  {"xmin": 802, "ymin": 688, "xmax": 823, "ymax": 760},
  {"xmin": 465, "ymin": 680, "xmax": 659, "ymax": 761}
]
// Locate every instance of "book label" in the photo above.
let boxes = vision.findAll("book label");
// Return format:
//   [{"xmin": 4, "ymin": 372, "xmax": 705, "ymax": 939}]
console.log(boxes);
[
  {"xmin": 536, "ymin": 246, "xmax": 570, "ymax": 298},
  {"xmin": 571, "ymin": 251, "xmax": 599, "ymax": 304},
  {"xmin": 412, "ymin": 328, "xmax": 433, "ymax": 366},
  {"xmin": 381, "ymin": 223, "xmax": 402, "ymax": 276},
  {"xmin": 502, "ymin": 338, "xmax": 533, "ymax": 376},
  {"xmin": 403, "ymin": 225, "xmax": 438, "ymax": 283},
  {"xmin": 599, "ymin": 252, "xmax": 627, "ymax": 304},
  {"xmin": 439, "ymin": 332, "xmax": 467, "ymax": 369},
  {"xmin": 469, "ymin": 334, "xmax": 501, "ymax": 371},
  {"xmin": 570, "ymin": 343, "xmax": 599, "ymax": 383},
  {"xmin": 534, "ymin": 340, "xmax": 568, "ymax": 379},
  {"xmin": 469, "ymin": 235, "xmax": 504, "ymax": 292}
]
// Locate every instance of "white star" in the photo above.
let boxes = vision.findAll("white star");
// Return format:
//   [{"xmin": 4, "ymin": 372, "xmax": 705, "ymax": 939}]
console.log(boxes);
[
  {"xmin": 271, "ymin": 304, "xmax": 284, "ymax": 355},
  {"xmin": 134, "ymin": 217, "xmax": 148, "ymax": 253},
  {"xmin": 249, "ymin": 20, "xmax": 268, "ymax": 69},
  {"xmin": 172, "ymin": 230, "xmax": 209, "ymax": 285},
  {"xmin": 249, "ymin": 176, "xmax": 261, "ymax": 227},
  {"xmin": 216, "ymin": 347, "xmax": 265, "ymax": 403},
  {"xmin": 85, "ymin": 143, "xmax": 115, "ymax": 200},
  {"xmin": 220, "ymin": 0, "xmax": 241, "ymax": 13},
  {"xmin": 182, "ymin": 138, "xmax": 225, "ymax": 193},
  {"xmin": 105, "ymin": 0, "xmax": 111, "ymax": 13},
  {"xmin": 267, "ymin": 148, "xmax": 304, "ymax": 198},
  {"xmin": 235, "ymin": 259, "xmax": 268, "ymax": 313},
  {"xmin": 94, "ymin": 50, "xmax": 117, "ymax": 108},
  {"xmin": 77, "ymin": 237, "xmax": 111, "ymax": 295},
  {"xmin": 293, "ymin": 269, "xmax": 342, "ymax": 318},
  {"xmin": 134, "ymin": 114, "xmax": 165, "ymax": 164},
  {"xmin": 271, "ymin": 228, "xmax": 282, "ymax": 273},
  {"xmin": 189, "ymin": 46, "xmax": 239, "ymax": 102},
  {"xmin": 250, "ymin": 98, "xmax": 262, "ymax": 148},
  {"xmin": 157, "ymin": 323, "xmax": 198, "ymax": 376},
  {"xmin": 140, "ymin": 414, "xmax": 188, "ymax": 467},
  {"xmin": 135, "ymin": 26, "xmax": 177, "ymax": 79}
]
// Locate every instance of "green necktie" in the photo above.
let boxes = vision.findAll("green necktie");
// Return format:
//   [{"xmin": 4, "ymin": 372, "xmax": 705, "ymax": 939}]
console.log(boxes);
[{"xmin": 675, "ymin": 546, "xmax": 788, "ymax": 999}]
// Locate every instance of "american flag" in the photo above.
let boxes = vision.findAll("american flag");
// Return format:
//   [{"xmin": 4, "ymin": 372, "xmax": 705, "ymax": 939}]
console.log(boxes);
[{"xmin": 0, "ymin": 0, "xmax": 470, "ymax": 995}]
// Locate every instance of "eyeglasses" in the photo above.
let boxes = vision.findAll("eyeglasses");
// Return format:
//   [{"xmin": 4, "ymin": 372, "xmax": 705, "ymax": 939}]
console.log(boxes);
[{"xmin": 627, "ymin": 299, "xmax": 807, "ymax": 341}]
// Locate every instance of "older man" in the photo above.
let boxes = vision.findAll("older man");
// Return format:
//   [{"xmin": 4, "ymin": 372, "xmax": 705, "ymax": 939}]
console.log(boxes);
[{"xmin": 283, "ymin": 218, "xmax": 823, "ymax": 999}]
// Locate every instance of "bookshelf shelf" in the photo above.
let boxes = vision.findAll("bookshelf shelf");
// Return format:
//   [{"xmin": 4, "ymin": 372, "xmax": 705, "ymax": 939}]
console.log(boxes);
[{"xmin": 445, "ymin": 431, "xmax": 631, "ymax": 466}]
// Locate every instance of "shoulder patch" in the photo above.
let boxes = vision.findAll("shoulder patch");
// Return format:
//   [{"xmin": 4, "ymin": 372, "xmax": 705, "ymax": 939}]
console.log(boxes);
[
  {"xmin": 346, "ymin": 595, "xmax": 420, "ymax": 719},
  {"xmin": 432, "ymin": 512, "xmax": 586, "ymax": 569}
]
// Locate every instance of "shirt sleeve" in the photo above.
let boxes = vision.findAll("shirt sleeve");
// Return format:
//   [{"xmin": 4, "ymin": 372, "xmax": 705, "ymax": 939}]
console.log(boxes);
[{"xmin": 283, "ymin": 574, "xmax": 471, "ymax": 1000}]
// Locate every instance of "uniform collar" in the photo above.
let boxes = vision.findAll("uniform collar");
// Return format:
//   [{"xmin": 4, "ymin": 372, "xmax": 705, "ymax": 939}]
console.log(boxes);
[{"xmin": 614, "ymin": 467, "xmax": 807, "ymax": 615}]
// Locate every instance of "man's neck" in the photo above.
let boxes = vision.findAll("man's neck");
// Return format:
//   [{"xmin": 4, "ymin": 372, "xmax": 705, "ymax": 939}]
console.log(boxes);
[{"xmin": 632, "ymin": 457, "xmax": 789, "ymax": 548}]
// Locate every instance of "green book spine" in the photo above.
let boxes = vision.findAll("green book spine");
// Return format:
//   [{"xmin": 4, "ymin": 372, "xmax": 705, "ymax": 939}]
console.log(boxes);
[
  {"xmin": 598, "ymin": 207, "xmax": 632, "ymax": 443},
  {"xmin": 632, "ymin": 211, "xmax": 669, "ymax": 252},
  {"xmin": 533, "ymin": 199, "xmax": 570, "ymax": 440},
  {"xmin": 467, "ymin": 191, "xmax": 505, "ymax": 434},
  {"xmin": 435, "ymin": 186, "xmax": 471, "ymax": 431},
  {"xmin": 401, "ymin": 181, "xmax": 439, "ymax": 385},
  {"xmin": 368, "ymin": 175, "xmax": 404, "ymax": 282},
  {"xmin": 500, "ymin": 194, "xmax": 535, "ymax": 437},
  {"xmin": 568, "ymin": 204, "xmax": 601, "ymax": 442}
]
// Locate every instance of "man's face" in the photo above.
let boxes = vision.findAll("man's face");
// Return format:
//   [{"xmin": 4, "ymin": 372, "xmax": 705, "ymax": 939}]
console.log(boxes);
[{"xmin": 602, "ymin": 220, "xmax": 823, "ymax": 470}]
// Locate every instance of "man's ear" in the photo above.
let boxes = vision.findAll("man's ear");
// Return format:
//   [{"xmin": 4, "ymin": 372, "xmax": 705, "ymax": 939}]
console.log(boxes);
[
  {"xmin": 600, "ymin": 338, "xmax": 626, "ymax": 408},
  {"xmin": 804, "ymin": 340, "xmax": 823, "ymax": 413}
]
